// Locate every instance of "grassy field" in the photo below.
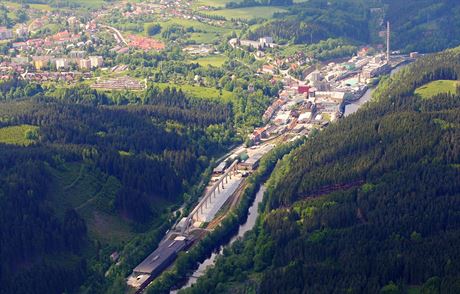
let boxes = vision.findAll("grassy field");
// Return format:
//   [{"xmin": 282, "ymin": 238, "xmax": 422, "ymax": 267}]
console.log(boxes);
[
  {"xmin": 194, "ymin": 0, "xmax": 243, "ymax": 8},
  {"xmin": 4, "ymin": 1, "xmax": 52, "ymax": 11},
  {"xmin": 0, "ymin": 124, "xmax": 39, "ymax": 146},
  {"xmin": 189, "ymin": 32, "xmax": 221, "ymax": 44},
  {"xmin": 189, "ymin": 55, "xmax": 228, "ymax": 67},
  {"xmin": 63, "ymin": 0, "xmax": 106, "ymax": 8},
  {"xmin": 155, "ymin": 82, "xmax": 235, "ymax": 102},
  {"xmin": 47, "ymin": 163, "xmax": 134, "ymax": 245},
  {"xmin": 208, "ymin": 6, "xmax": 287, "ymax": 20},
  {"xmin": 415, "ymin": 80, "xmax": 459, "ymax": 99},
  {"xmin": 28, "ymin": 3, "xmax": 52, "ymax": 10},
  {"xmin": 7, "ymin": 0, "xmax": 104, "ymax": 9},
  {"xmin": 146, "ymin": 17, "xmax": 233, "ymax": 43},
  {"xmin": 151, "ymin": 18, "xmax": 229, "ymax": 34},
  {"xmin": 3, "ymin": 1, "xmax": 20, "ymax": 8}
]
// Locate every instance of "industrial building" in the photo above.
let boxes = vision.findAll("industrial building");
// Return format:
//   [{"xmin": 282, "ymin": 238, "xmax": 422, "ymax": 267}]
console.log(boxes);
[
  {"xmin": 194, "ymin": 173, "xmax": 244, "ymax": 223},
  {"xmin": 239, "ymin": 144, "xmax": 275, "ymax": 171},
  {"xmin": 133, "ymin": 236, "xmax": 190, "ymax": 275},
  {"xmin": 128, "ymin": 235, "xmax": 192, "ymax": 290},
  {"xmin": 239, "ymin": 156, "xmax": 261, "ymax": 171},
  {"xmin": 213, "ymin": 161, "xmax": 228, "ymax": 175}
]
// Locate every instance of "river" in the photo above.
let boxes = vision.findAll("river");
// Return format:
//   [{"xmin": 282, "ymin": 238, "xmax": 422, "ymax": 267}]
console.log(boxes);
[
  {"xmin": 172, "ymin": 185, "xmax": 267, "ymax": 293},
  {"xmin": 344, "ymin": 64, "xmax": 407, "ymax": 117},
  {"xmin": 173, "ymin": 62, "xmax": 410, "ymax": 293}
]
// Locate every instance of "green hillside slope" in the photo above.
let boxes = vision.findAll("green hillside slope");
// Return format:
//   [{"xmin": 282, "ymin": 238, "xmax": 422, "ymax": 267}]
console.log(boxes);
[
  {"xmin": 181, "ymin": 48, "xmax": 460, "ymax": 293},
  {"xmin": 386, "ymin": 0, "xmax": 460, "ymax": 52},
  {"xmin": 0, "ymin": 86, "xmax": 235, "ymax": 294},
  {"xmin": 246, "ymin": 0, "xmax": 460, "ymax": 53}
]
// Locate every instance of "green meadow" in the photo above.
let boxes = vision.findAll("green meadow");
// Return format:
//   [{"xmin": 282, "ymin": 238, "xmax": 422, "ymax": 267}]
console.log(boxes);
[
  {"xmin": 208, "ymin": 6, "xmax": 287, "ymax": 20},
  {"xmin": 188, "ymin": 55, "xmax": 228, "ymax": 67},
  {"xmin": 415, "ymin": 80, "xmax": 459, "ymax": 99},
  {"xmin": 194, "ymin": 0, "xmax": 243, "ymax": 8},
  {"xmin": 146, "ymin": 17, "xmax": 234, "ymax": 43},
  {"xmin": 0, "ymin": 124, "xmax": 39, "ymax": 146}
]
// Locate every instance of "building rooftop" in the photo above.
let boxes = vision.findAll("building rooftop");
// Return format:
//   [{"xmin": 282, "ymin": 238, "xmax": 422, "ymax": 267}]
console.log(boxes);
[
  {"xmin": 133, "ymin": 236, "xmax": 189, "ymax": 275},
  {"xmin": 213, "ymin": 161, "xmax": 227, "ymax": 174},
  {"xmin": 245, "ymin": 144, "xmax": 275, "ymax": 165}
]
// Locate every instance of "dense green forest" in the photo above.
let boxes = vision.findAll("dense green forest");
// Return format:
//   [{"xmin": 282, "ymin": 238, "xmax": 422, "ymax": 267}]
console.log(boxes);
[
  {"xmin": 145, "ymin": 139, "xmax": 304, "ymax": 293},
  {"xmin": 0, "ymin": 82, "xmax": 235, "ymax": 293},
  {"xmin": 246, "ymin": 0, "xmax": 370, "ymax": 45},
  {"xmin": 385, "ymin": 0, "xmax": 460, "ymax": 53},
  {"xmin": 2, "ymin": 0, "xmax": 460, "ymax": 292},
  {"xmin": 180, "ymin": 48, "xmax": 460, "ymax": 293},
  {"xmin": 245, "ymin": 0, "xmax": 460, "ymax": 53}
]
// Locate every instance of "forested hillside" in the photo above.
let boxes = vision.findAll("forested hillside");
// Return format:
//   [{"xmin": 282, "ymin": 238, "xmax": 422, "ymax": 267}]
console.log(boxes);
[
  {"xmin": 245, "ymin": 0, "xmax": 460, "ymax": 53},
  {"xmin": 247, "ymin": 0, "xmax": 370, "ymax": 45},
  {"xmin": 385, "ymin": 0, "xmax": 460, "ymax": 52},
  {"xmin": 0, "ymin": 84, "xmax": 235, "ymax": 293},
  {"xmin": 181, "ymin": 48, "xmax": 460, "ymax": 293}
]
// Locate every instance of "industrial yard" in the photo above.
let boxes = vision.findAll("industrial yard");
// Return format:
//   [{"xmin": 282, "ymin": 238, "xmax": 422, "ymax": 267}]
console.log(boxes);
[
  {"xmin": 126, "ymin": 140, "xmax": 277, "ymax": 293},
  {"xmin": 125, "ymin": 20, "xmax": 414, "ymax": 293},
  {"xmin": 126, "ymin": 47, "xmax": 413, "ymax": 292}
]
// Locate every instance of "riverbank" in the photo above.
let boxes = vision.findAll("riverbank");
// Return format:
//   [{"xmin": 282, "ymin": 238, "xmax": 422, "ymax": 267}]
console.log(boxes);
[
  {"xmin": 143, "ymin": 140, "xmax": 304, "ymax": 294},
  {"xmin": 175, "ymin": 185, "xmax": 267, "ymax": 292},
  {"xmin": 343, "ymin": 61, "xmax": 412, "ymax": 117},
  {"xmin": 169, "ymin": 60, "xmax": 416, "ymax": 293}
]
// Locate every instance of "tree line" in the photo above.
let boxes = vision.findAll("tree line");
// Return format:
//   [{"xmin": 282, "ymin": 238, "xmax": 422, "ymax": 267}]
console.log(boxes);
[
  {"xmin": 0, "ymin": 78, "xmax": 237, "ymax": 293},
  {"xmin": 178, "ymin": 46, "xmax": 460, "ymax": 293}
]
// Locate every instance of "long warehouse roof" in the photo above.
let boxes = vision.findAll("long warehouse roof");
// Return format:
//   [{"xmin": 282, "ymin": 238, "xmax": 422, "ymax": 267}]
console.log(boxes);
[{"xmin": 133, "ymin": 237, "xmax": 188, "ymax": 275}]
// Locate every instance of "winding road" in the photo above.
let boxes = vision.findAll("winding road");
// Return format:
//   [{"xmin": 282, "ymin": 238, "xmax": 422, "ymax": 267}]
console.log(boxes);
[{"xmin": 100, "ymin": 24, "xmax": 128, "ymax": 46}]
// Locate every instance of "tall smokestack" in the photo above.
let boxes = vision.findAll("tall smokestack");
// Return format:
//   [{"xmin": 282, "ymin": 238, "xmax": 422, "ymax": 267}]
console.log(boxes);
[{"xmin": 386, "ymin": 21, "xmax": 390, "ymax": 62}]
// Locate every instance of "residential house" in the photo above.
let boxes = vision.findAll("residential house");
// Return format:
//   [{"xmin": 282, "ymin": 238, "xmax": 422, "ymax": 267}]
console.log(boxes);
[
  {"xmin": 0, "ymin": 27, "xmax": 13, "ymax": 40},
  {"xmin": 89, "ymin": 56, "xmax": 103, "ymax": 68},
  {"xmin": 79, "ymin": 59, "xmax": 91, "ymax": 70},
  {"xmin": 55, "ymin": 58, "xmax": 69, "ymax": 70},
  {"xmin": 33, "ymin": 56, "xmax": 52, "ymax": 70}
]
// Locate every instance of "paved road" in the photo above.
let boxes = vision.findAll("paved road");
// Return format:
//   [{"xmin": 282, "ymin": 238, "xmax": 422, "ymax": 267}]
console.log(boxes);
[{"xmin": 100, "ymin": 25, "xmax": 128, "ymax": 45}]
